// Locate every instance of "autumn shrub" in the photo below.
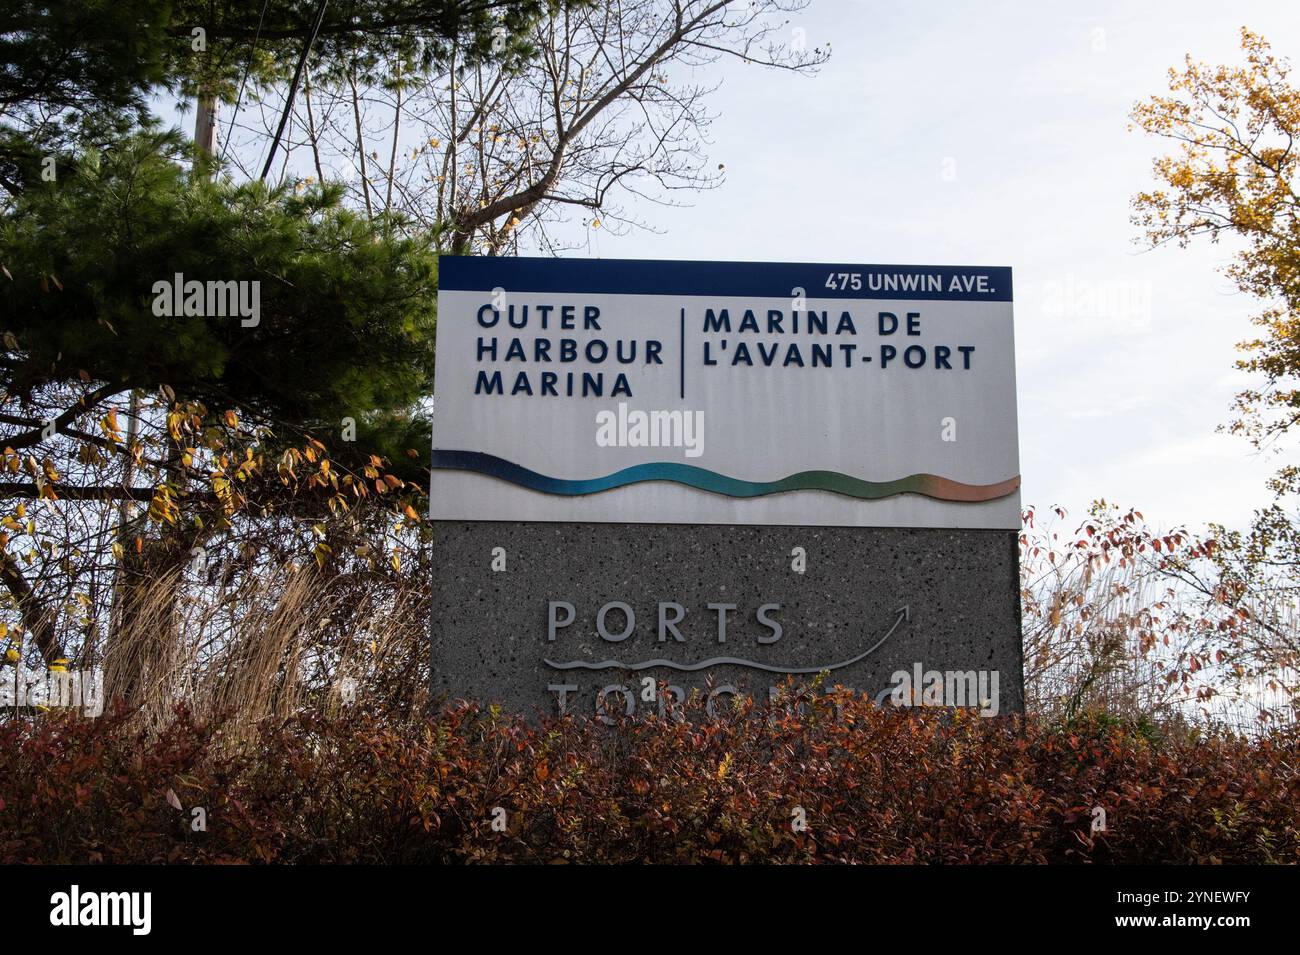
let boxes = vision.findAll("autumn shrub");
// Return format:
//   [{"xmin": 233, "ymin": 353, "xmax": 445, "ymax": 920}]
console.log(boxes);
[{"xmin": 1, "ymin": 692, "xmax": 1297, "ymax": 864}]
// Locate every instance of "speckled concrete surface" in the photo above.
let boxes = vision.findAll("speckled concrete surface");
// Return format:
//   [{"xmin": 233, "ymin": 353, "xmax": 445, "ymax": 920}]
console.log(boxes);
[{"xmin": 429, "ymin": 522, "xmax": 1023, "ymax": 718}]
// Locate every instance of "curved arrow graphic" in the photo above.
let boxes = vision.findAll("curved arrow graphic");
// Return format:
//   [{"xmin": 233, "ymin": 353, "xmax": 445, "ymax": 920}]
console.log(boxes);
[{"xmin": 543, "ymin": 605, "xmax": 910, "ymax": 674}]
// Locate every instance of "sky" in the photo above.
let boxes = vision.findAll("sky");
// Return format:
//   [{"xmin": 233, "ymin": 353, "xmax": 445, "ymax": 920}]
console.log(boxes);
[{"xmin": 531, "ymin": 0, "xmax": 1300, "ymax": 534}]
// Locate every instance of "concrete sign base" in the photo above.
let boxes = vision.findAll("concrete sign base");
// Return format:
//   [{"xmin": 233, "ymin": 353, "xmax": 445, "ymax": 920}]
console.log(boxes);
[{"xmin": 429, "ymin": 521, "xmax": 1023, "ymax": 718}]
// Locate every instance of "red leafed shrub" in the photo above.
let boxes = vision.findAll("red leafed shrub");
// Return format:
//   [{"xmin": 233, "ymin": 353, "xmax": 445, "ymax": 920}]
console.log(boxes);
[{"xmin": 1, "ymin": 692, "xmax": 1297, "ymax": 864}]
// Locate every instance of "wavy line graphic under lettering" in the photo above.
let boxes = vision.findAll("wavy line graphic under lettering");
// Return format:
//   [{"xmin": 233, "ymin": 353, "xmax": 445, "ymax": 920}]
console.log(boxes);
[{"xmin": 429, "ymin": 450, "xmax": 1020, "ymax": 503}]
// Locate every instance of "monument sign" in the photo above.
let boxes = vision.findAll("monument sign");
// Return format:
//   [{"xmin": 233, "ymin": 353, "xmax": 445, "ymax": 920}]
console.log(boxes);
[{"xmin": 428, "ymin": 256, "xmax": 1022, "ymax": 717}]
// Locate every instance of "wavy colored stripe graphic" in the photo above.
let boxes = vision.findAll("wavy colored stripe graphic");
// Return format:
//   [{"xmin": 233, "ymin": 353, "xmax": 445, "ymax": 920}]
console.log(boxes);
[{"xmin": 430, "ymin": 450, "xmax": 1020, "ymax": 503}]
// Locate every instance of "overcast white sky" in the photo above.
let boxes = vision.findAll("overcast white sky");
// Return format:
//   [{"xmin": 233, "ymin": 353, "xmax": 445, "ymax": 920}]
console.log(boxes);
[{"xmin": 530, "ymin": 0, "xmax": 1300, "ymax": 533}]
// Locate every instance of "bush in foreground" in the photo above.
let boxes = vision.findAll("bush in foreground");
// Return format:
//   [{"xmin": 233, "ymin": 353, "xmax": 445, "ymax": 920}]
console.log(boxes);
[{"xmin": 1, "ymin": 692, "xmax": 1297, "ymax": 864}]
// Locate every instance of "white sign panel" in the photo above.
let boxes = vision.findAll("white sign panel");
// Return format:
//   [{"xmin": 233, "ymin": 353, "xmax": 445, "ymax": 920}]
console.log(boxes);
[{"xmin": 430, "ymin": 257, "xmax": 1019, "ymax": 528}]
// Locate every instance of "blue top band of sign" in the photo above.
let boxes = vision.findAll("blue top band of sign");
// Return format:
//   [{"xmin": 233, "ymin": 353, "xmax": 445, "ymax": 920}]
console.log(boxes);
[{"xmin": 439, "ymin": 256, "xmax": 1013, "ymax": 302}]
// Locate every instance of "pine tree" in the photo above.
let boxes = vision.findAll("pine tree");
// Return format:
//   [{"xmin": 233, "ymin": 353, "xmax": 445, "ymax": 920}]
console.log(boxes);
[{"xmin": 0, "ymin": 1, "xmax": 559, "ymax": 665}]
